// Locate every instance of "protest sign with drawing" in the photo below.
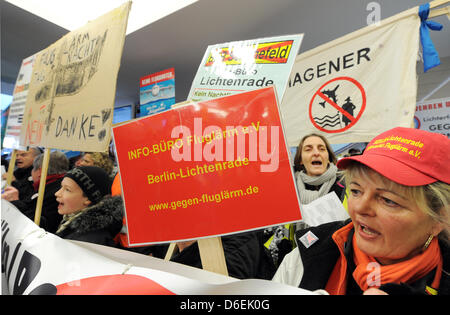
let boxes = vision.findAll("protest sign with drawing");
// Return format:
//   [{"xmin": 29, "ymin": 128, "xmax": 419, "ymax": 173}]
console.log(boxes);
[
  {"xmin": 282, "ymin": 7, "xmax": 421, "ymax": 146},
  {"xmin": 10, "ymin": 2, "xmax": 131, "ymax": 227},
  {"xmin": 19, "ymin": 2, "xmax": 131, "ymax": 152}
]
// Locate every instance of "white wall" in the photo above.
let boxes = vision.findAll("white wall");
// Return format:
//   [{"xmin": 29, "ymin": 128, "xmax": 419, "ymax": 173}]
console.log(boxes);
[{"xmin": 417, "ymin": 55, "xmax": 450, "ymax": 102}]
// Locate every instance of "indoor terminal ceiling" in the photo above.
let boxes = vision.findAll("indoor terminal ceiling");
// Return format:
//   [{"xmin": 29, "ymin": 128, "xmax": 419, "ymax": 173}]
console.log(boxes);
[{"xmin": 1, "ymin": 0, "xmax": 449, "ymax": 107}]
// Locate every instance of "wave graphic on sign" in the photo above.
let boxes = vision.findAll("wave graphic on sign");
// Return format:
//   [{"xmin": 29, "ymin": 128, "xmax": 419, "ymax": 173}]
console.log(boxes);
[{"xmin": 313, "ymin": 113, "xmax": 340, "ymax": 128}]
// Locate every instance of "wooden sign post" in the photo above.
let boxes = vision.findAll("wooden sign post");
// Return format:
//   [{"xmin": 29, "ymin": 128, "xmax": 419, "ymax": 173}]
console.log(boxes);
[
  {"xmin": 33, "ymin": 148, "xmax": 51, "ymax": 226},
  {"xmin": 163, "ymin": 238, "xmax": 229, "ymax": 276},
  {"xmin": 198, "ymin": 237, "xmax": 228, "ymax": 276},
  {"xmin": 164, "ymin": 243, "xmax": 177, "ymax": 260},
  {"xmin": 5, "ymin": 150, "xmax": 17, "ymax": 187}
]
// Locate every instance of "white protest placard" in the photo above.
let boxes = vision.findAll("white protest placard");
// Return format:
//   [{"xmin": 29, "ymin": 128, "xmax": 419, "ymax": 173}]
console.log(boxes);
[
  {"xmin": 19, "ymin": 2, "xmax": 131, "ymax": 152},
  {"xmin": 299, "ymin": 192, "xmax": 350, "ymax": 227},
  {"xmin": 3, "ymin": 55, "xmax": 35, "ymax": 149},
  {"xmin": 188, "ymin": 34, "xmax": 303, "ymax": 102},
  {"xmin": 281, "ymin": 8, "xmax": 420, "ymax": 146}
]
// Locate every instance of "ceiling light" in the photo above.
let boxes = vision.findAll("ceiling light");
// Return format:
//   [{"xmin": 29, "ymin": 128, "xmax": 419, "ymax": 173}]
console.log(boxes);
[{"xmin": 5, "ymin": 0, "xmax": 198, "ymax": 35}]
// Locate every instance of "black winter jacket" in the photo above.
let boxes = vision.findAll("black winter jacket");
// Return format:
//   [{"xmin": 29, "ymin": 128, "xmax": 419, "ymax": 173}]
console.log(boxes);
[
  {"xmin": 11, "ymin": 166, "xmax": 35, "ymax": 200},
  {"xmin": 12, "ymin": 177, "xmax": 64, "ymax": 234},
  {"xmin": 55, "ymin": 195, "xmax": 123, "ymax": 248},
  {"xmin": 171, "ymin": 230, "xmax": 276, "ymax": 280}
]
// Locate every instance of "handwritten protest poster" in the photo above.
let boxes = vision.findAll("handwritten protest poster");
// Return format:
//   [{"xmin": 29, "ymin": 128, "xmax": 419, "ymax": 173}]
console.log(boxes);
[
  {"xmin": 139, "ymin": 68, "xmax": 175, "ymax": 117},
  {"xmin": 113, "ymin": 87, "xmax": 301, "ymax": 246},
  {"xmin": 19, "ymin": 2, "xmax": 131, "ymax": 152},
  {"xmin": 3, "ymin": 55, "xmax": 35, "ymax": 149},
  {"xmin": 188, "ymin": 34, "xmax": 303, "ymax": 103}
]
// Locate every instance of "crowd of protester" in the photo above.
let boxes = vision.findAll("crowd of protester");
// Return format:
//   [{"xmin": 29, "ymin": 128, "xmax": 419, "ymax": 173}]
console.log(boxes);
[{"xmin": 1, "ymin": 126, "xmax": 449, "ymax": 295}]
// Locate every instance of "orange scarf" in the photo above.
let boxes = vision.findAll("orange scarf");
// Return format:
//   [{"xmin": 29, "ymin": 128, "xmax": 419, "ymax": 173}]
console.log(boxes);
[{"xmin": 326, "ymin": 222, "xmax": 443, "ymax": 295}]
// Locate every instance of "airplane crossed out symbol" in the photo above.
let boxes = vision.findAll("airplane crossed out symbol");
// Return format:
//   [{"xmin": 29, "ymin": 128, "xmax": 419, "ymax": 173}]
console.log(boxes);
[
  {"xmin": 309, "ymin": 76, "xmax": 366, "ymax": 133},
  {"xmin": 317, "ymin": 85, "xmax": 356, "ymax": 123}
]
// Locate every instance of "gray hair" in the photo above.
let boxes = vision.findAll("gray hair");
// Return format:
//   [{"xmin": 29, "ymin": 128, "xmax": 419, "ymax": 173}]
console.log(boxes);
[
  {"xmin": 33, "ymin": 151, "xmax": 69, "ymax": 175},
  {"xmin": 30, "ymin": 147, "xmax": 43, "ymax": 157}
]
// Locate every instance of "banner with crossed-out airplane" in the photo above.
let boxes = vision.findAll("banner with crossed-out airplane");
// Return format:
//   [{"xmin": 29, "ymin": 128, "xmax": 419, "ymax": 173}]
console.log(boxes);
[{"xmin": 281, "ymin": 7, "xmax": 421, "ymax": 146}]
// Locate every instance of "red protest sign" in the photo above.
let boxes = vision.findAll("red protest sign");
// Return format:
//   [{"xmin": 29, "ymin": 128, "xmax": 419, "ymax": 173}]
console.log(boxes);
[
  {"xmin": 140, "ymin": 68, "xmax": 175, "ymax": 87},
  {"xmin": 112, "ymin": 87, "xmax": 301, "ymax": 246}
]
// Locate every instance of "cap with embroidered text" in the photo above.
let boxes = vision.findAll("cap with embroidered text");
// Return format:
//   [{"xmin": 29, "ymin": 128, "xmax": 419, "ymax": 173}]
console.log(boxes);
[{"xmin": 337, "ymin": 127, "xmax": 450, "ymax": 186}]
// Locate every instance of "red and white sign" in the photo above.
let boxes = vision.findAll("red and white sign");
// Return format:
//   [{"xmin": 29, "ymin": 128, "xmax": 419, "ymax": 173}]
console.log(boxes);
[
  {"xmin": 281, "ymin": 8, "xmax": 420, "ymax": 145},
  {"xmin": 309, "ymin": 77, "xmax": 366, "ymax": 133},
  {"xmin": 112, "ymin": 87, "xmax": 301, "ymax": 246},
  {"xmin": 414, "ymin": 97, "xmax": 450, "ymax": 138},
  {"xmin": 1, "ymin": 200, "xmax": 314, "ymax": 295},
  {"xmin": 140, "ymin": 68, "xmax": 175, "ymax": 87}
]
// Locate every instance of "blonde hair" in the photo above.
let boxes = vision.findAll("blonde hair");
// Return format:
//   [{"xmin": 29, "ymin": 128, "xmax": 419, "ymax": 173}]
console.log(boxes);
[
  {"xmin": 341, "ymin": 161, "xmax": 450, "ymax": 244},
  {"xmin": 84, "ymin": 152, "xmax": 114, "ymax": 175}
]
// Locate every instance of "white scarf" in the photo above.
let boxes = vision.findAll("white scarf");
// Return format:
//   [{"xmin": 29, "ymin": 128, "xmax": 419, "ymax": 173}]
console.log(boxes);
[{"xmin": 296, "ymin": 163, "xmax": 338, "ymax": 205}]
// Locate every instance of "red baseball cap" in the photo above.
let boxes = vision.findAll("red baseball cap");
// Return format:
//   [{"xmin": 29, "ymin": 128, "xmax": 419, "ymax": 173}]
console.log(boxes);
[{"xmin": 337, "ymin": 127, "xmax": 450, "ymax": 186}]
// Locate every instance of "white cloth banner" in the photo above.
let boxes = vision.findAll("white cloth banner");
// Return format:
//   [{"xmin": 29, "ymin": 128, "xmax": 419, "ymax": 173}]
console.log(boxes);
[
  {"xmin": 1, "ymin": 200, "xmax": 315, "ymax": 295},
  {"xmin": 281, "ymin": 7, "xmax": 420, "ymax": 146}
]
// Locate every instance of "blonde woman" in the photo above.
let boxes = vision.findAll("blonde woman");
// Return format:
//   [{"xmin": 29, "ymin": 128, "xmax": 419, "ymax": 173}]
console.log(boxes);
[
  {"xmin": 274, "ymin": 127, "xmax": 449, "ymax": 295},
  {"xmin": 79, "ymin": 152, "xmax": 114, "ymax": 175}
]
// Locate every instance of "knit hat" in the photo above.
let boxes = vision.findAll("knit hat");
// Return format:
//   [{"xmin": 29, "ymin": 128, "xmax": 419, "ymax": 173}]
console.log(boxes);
[
  {"xmin": 64, "ymin": 166, "xmax": 111, "ymax": 204},
  {"xmin": 337, "ymin": 127, "xmax": 450, "ymax": 186}
]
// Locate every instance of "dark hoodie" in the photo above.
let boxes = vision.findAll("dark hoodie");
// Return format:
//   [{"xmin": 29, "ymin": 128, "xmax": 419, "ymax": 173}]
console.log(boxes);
[
  {"xmin": 55, "ymin": 195, "xmax": 123, "ymax": 247},
  {"xmin": 11, "ymin": 165, "xmax": 35, "ymax": 200}
]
